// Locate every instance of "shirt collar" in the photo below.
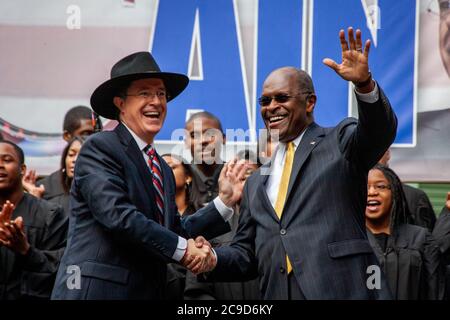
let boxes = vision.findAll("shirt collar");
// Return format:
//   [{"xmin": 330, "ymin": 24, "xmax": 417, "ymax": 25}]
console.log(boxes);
[
  {"xmin": 290, "ymin": 128, "xmax": 307, "ymax": 149},
  {"xmin": 121, "ymin": 122, "xmax": 149, "ymax": 152},
  {"xmin": 275, "ymin": 127, "xmax": 308, "ymax": 155}
]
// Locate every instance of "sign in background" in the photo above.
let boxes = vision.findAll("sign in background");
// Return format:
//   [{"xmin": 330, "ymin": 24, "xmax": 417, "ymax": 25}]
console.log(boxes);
[{"xmin": 0, "ymin": 0, "xmax": 448, "ymax": 181}]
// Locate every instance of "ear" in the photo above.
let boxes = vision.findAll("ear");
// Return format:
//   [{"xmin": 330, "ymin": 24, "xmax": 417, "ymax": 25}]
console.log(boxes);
[
  {"xmin": 222, "ymin": 133, "xmax": 226, "ymax": 145},
  {"xmin": 186, "ymin": 176, "xmax": 192, "ymax": 184},
  {"xmin": 113, "ymin": 96, "xmax": 125, "ymax": 114},
  {"xmin": 20, "ymin": 164, "xmax": 26, "ymax": 178},
  {"xmin": 63, "ymin": 131, "xmax": 72, "ymax": 142},
  {"xmin": 306, "ymin": 94, "xmax": 317, "ymax": 114}
]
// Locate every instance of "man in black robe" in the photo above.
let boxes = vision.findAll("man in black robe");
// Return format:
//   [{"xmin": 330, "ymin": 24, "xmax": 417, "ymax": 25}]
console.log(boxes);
[{"xmin": 0, "ymin": 141, "xmax": 68, "ymax": 299}]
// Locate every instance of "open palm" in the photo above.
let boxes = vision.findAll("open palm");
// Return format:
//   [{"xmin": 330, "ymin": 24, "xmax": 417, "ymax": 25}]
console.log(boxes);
[
  {"xmin": 218, "ymin": 159, "xmax": 247, "ymax": 207},
  {"xmin": 323, "ymin": 27, "xmax": 371, "ymax": 83}
]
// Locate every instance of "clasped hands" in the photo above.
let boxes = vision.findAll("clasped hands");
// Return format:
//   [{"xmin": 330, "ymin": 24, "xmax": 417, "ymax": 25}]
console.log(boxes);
[
  {"xmin": 180, "ymin": 236, "xmax": 216, "ymax": 275},
  {"xmin": 0, "ymin": 200, "xmax": 30, "ymax": 255}
]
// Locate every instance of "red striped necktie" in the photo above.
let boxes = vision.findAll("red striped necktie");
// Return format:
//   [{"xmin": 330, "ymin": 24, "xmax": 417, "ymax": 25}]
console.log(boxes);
[{"xmin": 144, "ymin": 145, "xmax": 164, "ymax": 225}]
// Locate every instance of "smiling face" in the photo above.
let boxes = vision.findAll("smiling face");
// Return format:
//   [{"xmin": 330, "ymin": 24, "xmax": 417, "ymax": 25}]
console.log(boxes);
[
  {"xmin": 114, "ymin": 78, "xmax": 167, "ymax": 144},
  {"xmin": 65, "ymin": 140, "xmax": 82, "ymax": 179},
  {"xmin": 0, "ymin": 143, "xmax": 25, "ymax": 193},
  {"xmin": 185, "ymin": 116, "xmax": 224, "ymax": 165},
  {"xmin": 365, "ymin": 169, "xmax": 393, "ymax": 223},
  {"xmin": 260, "ymin": 68, "xmax": 316, "ymax": 143}
]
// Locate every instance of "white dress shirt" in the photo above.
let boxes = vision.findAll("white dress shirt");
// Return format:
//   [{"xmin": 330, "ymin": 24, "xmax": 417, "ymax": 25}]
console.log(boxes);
[{"xmin": 122, "ymin": 123, "xmax": 233, "ymax": 261}]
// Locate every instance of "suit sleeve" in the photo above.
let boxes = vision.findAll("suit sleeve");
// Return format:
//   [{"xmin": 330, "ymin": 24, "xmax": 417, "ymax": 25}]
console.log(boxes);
[
  {"xmin": 204, "ymin": 182, "xmax": 259, "ymax": 282},
  {"xmin": 180, "ymin": 202, "xmax": 231, "ymax": 240},
  {"xmin": 338, "ymin": 83, "xmax": 398, "ymax": 171},
  {"xmin": 422, "ymin": 232, "xmax": 443, "ymax": 300},
  {"xmin": 411, "ymin": 191, "xmax": 436, "ymax": 231}
]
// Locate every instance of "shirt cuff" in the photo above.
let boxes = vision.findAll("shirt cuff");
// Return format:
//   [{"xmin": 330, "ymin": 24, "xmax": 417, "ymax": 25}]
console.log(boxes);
[
  {"xmin": 172, "ymin": 236, "xmax": 187, "ymax": 262},
  {"xmin": 211, "ymin": 247, "xmax": 218, "ymax": 264},
  {"xmin": 213, "ymin": 196, "xmax": 234, "ymax": 221},
  {"xmin": 354, "ymin": 81, "xmax": 379, "ymax": 103}
]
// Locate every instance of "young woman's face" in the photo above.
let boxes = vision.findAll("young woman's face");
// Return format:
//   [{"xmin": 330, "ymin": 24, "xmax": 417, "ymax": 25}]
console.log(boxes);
[
  {"xmin": 366, "ymin": 169, "xmax": 393, "ymax": 222},
  {"xmin": 65, "ymin": 140, "xmax": 82, "ymax": 178},
  {"xmin": 162, "ymin": 155, "xmax": 190, "ymax": 190}
]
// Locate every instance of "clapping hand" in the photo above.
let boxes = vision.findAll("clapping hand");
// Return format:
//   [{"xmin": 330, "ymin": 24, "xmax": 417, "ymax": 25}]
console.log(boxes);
[
  {"xmin": 0, "ymin": 200, "xmax": 14, "ymax": 225},
  {"xmin": 22, "ymin": 169, "xmax": 45, "ymax": 198},
  {"xmin": 0, "ymin": 216, "xmax": 30, "ymax": 255}
]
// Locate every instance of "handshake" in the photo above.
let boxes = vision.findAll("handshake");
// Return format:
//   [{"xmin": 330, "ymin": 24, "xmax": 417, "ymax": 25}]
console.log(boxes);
[{"xmin": 180, "ymin": 236, "xmax": 217, "ymax": 275}]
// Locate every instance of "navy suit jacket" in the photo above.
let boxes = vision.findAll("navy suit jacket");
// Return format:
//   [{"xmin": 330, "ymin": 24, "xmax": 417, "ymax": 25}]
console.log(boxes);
[
  {"xmin": 208, "ymin": 85, "xmax": 397, "ymax": 299},
  {"xmin": 51, "ymin": 123, "xmax": 230, "ymax": 300}
]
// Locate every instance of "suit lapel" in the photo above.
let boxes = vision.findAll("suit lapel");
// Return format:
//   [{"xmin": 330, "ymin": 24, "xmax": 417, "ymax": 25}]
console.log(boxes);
[
  {"xmin": 115, "ymin": 124, "xmax": 156, "ymax": 215},
  {"xmin": 257, "ymin": 164, "xmax": 280, "ymax": 223},
  {"xmin": 286, "ymin": 123, "xmax": 325, "ymax": 198},
  {"xmin": 283, "ymin": 123, "xmax": 325, "ymax": 224}
]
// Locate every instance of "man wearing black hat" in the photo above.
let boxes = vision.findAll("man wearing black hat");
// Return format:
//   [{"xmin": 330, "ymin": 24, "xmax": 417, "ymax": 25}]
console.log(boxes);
[{"xmin": 51, "ymin": 52, "xmax": 247, "ymax": 300}]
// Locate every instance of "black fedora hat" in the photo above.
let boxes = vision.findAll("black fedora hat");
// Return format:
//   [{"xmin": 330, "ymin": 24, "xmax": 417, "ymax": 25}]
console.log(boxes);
[{"xmin": 90, "ymin": 51, "xmax": 189, "ymax": 119}]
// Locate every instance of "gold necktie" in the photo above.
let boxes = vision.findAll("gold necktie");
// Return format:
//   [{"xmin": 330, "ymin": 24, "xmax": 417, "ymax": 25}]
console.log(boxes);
[{"xmin": 274, "ymin": 142, "xmax": 294, "ymax": 274}]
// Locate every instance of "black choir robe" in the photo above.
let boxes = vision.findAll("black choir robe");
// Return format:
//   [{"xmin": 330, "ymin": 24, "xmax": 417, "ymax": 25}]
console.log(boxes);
[{"xmin": 0, "ymin": 193, "xmax": 68, "ymax": 299}]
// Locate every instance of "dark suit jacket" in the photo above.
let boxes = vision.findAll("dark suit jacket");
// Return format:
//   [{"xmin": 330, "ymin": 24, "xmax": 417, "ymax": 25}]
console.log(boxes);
[
  {"xmin": 207, "ymin": 85, "xmax": 397, "ymax": 299},
  {"xmin": 51, "ymin": 124, "xmax": 231, "ymax": 300}
]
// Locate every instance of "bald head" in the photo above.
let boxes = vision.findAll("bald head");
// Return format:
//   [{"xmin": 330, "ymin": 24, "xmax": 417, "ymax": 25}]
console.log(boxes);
[{"xmin": 264, "ymin": 67, "xmax": 315, "ymax": 95}]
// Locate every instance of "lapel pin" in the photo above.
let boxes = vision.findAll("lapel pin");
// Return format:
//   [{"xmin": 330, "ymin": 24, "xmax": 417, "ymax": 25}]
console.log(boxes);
[{"xmin": 310, "ymin": 141, "xmax": 316, "ymax": 145}]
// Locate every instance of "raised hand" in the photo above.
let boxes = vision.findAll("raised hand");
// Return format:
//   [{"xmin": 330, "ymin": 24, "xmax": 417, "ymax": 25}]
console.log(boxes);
[
  {"xmin": 323, "ymin": 27, "xmax": 373, "ymax": 88},
  {"xmin": 218, "ymin": 159, "xmax": 248, "ymax": 207},
  {"xmin": 22, "ymin": 169, "xmax": 45, "ymax": 198}
]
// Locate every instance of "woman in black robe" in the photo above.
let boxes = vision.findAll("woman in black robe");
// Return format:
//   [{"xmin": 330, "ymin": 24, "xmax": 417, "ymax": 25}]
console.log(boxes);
[{"xmin": 365, "ymin": 164, "xmax": 441, "ymax": 300}]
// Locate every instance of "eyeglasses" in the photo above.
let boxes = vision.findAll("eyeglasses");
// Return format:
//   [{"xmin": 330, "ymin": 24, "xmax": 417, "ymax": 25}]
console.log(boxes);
[
  {"xmin": 367, "ymin": 184, "xmax": 391, "ymax": 192},
  {"xmin": 258, "ymin": 92, "xmax": 312, "ymax": 107},
  {"xmin": 125, "ymin": 90, "xmax": 168, "ymax": 101},
  {"xmin": 427, "ymin": 0, "xmax": 450, "ymax": 19}
]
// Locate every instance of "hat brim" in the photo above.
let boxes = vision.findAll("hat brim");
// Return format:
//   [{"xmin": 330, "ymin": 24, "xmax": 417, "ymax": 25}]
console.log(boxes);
[{"xmin": 90, "ymin": 72, "xmax": 189, "ymax": 119}]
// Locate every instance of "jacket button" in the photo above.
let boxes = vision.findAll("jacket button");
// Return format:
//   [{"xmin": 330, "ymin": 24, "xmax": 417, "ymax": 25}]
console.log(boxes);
[
  {"xmin": 280, "ymin": 229, "xmax": 286, "ymax": 235},
  {"xmin": 280, "ymin": 267, "xmax": 285, "ymax": 274}
]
